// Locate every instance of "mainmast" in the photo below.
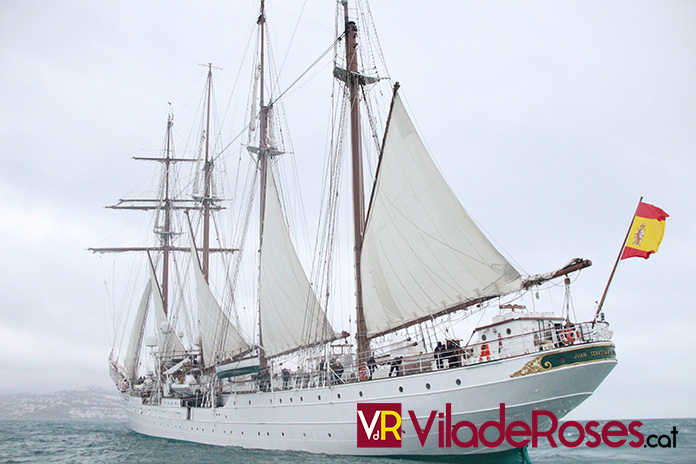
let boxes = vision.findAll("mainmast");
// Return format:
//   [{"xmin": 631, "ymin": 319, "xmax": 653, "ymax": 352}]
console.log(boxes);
[
  {"xmin": 342, "ymin": 0, "xmax": 370, "ymax": 364},
  {"xmin": 257, "ymin": 0, "xmax": 270, "ymax": 369}
]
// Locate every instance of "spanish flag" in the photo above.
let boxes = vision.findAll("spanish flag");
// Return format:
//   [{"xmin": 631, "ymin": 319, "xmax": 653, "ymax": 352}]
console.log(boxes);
[{"xmin": 621, "ymin": 201, "xmax": 669, "ymax": 260}]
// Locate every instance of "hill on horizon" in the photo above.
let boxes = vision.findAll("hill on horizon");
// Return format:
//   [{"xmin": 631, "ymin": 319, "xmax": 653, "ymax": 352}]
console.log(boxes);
[{"xmin": 0, "ymin": 386, "xmax": 126, "ymax": 420}]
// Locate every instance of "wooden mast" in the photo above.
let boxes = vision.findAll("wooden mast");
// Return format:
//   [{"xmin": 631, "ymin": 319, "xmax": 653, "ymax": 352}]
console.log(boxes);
[
  {"xmin": 202, "ymin": 64, "xmax": 214, "ymax": 282},
  {"xmin": 342, "ymin": 0, "xmax": 370, "ymax": 364},
  {"xmin": 257, "ymin": 0, "xmax": 269, "ymax": 370},
  {"xmin": 161, "ymin": 108, "xmax": 174, "ymax": 313}
]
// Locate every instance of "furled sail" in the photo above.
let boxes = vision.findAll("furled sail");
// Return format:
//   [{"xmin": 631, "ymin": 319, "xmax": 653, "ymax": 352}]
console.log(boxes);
[
  {"xmin": 186, "ymin": 222, "xmax": 249, "ymax": 366},
  {"xmin": 361, "ymin": 92, "xmax": 522, "ymax": 337},
  {"xmin": 259, "ymin": 175, "xmax": 336, "ymax": 357},
  {"xmin": 124, "ymin": 280, "xmax": 151, "ymax": 381},
  {"xmin": 147, "ymin": 262, "xmax": 186, "ymax": 356}
]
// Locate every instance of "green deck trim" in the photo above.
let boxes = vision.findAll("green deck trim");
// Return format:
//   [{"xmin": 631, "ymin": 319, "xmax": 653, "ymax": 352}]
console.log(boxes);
[{"xmin": 390, "ymin": 445, "xmax": 533, "ymax": 463}]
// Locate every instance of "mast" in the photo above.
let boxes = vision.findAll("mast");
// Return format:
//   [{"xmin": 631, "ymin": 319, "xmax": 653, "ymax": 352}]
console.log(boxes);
[
  {"xmin": 257, "ymin": 0, "xmax": 269, "ymax": 369},
  {"xmin": 161, "ymin": 108, "xmax": 174, "ymax": 313},
  {"xmin": 202, "ymin": 64, "xmax": 214, "ymax": 282},
  {"xmin": 88, "ymin": 111, "xmax": 211, "ymax": 307},
  {"xmin": 342, "ymin": 0, "xmax": 369, "ymax": 364}
]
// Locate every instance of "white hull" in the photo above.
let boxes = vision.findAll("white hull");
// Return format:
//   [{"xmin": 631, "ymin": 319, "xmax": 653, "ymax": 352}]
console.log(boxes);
[{"xmin": 123, "ymin": 342, "xmax": 616, "ymax": 458}]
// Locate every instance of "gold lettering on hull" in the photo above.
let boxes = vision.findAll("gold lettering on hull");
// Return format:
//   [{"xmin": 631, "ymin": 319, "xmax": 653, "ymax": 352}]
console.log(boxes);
[{"xmin": 510, "ymin": 345, "xmax": 616, "ymax": 378}]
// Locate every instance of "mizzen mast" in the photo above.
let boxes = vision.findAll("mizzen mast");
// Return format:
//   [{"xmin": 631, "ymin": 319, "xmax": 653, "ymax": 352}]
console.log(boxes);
[{"xmin": 342, "ymin": 0, "xmax": 369, "ymax": 364}]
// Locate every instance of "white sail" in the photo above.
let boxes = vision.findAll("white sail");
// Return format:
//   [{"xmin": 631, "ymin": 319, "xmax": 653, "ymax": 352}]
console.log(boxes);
[
  {"xmin": 124, "ymin": 280, "xmax": 152, "ymax": 381},
  {"xmin": 361, "ymin": 93, "xmax": 522, "ymax": 337},
  {"xmin": 147, "ymin": 262, "xmax": 187, "ymax": 356},
  {"xmin": 187, "ymin": 222, "xmax": 249, "ymax": 366},
  {"xmin": 259, "ymin": 175, "xmax": 335, "ymax": 357}
]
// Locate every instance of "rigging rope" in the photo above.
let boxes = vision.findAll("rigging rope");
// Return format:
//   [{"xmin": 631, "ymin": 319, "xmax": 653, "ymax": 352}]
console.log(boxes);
[{"xmin": 268, "ymin": 33, "xmax": 345, "ymax": 108}]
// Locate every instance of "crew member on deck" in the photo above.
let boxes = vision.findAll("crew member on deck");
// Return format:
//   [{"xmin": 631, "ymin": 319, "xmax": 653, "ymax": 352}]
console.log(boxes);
[
  {"xmin": 330, "ymin": 359, "xmax": 344, "ymax": 384},
  {"xmin": 447, "ymin": 339, "xmax": 462, "ymax": 368},
  {"xmin": 389, "ymin": 356, "xmax": 403, "ymax": 377},
  {"xmin": 367, "ymin": 355, "xmax": 377, "ymax": 379},
  {"xmin": 281, "ymin": 367, "xmax": 291, "ymax": 390},
  {"xmin": 434, "ymin": 341, "xmax": 445, "ymax": 369}
]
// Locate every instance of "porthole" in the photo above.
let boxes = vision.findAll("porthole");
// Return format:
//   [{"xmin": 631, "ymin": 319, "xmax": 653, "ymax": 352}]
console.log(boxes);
[
  {"xmin": 481, "ymin": 334, "xmax": 487, "ymax": 341},
  {"xmin": 359, "ymin": 391, "xmax": 363, "ymax": 397},
  {"xmin": 267, "ymin": 432, "xmax": 270, "ymax": 436},
  {"xmin": 248, "ymin": 400, "xmax": 252, "ymax": 405},
  {"xmin": 506, "ymin": 328, "xmax": 512, "ymax": 335},
  {"xmin": 300, "ymin": 396, "xmax": 304, "ymax": 402},
  {"xmin": 303, "ymin": 433, "xmax": 307, "ymax": 437},
  {"xmin": 258, "ymin": 432, "xmax": 261, "ymax": 436},
  {"xmin": 282, "ymin": 432, "xmax": 285, "ymax": 437},
  {"xmin": 318, "ymin": 395, "xmax": 322, "ymax": 401},
  {"xmin": 290, "ymin": 397, "xmax": 293, "ymax": 402},
  {"xmin": 456, "ymin": 379, "xmax": 462, "ymax": 386},
  {"xmin": 279, "ymin": 398, "xmax": 282, "ymax": 403},
  {"xmin": 425, "ymin": 383, "xmax": 431, "ymax": 390},
  {"xmin": 337, "ymin": 393, "xmax": 341, "ymax": 399},
  {"xmin": 328, "ymin": 433, "xmax": 332, "ymax": 438},
  {"xmin": 399, "ymin": 386, "xmax": 404, "ymax": 393},
  {"xmin": 241, "ymin": 431, "xmax": 244, "ymax": 435}
]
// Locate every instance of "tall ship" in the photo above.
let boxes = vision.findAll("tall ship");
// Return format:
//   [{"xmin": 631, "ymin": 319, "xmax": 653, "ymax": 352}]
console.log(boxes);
[{"xmin": 93, "ymin": 1, "xmax": 617, "ymax": 462}]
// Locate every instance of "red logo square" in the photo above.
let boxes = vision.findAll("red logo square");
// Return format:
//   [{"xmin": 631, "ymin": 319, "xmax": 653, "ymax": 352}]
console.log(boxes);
[{"xmin": 357, "ymin": 403, "xmax": 402, "ymax": 448}]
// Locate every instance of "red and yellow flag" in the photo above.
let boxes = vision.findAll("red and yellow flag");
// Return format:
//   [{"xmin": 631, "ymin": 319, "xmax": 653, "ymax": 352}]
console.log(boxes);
[{"xmin": 620, "ymin": 201, "xmax": 669, "ymax": 260}]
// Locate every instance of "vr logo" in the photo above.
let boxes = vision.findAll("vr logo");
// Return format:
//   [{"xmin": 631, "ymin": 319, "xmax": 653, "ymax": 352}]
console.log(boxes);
[{"xmin": 357, "ymin": 403, "xmax": 402, "ymax": 448}]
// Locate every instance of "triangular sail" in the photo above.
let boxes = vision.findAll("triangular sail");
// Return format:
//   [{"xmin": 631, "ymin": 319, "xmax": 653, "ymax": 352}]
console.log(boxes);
[
  {"xmin": 259, "ymin": 175, "xmax": 336, "ymax": 357},
  {"xmin": 187, "ymin": 221, "xmax": 249, "ymax": 366},
  {"xmin": 124, "ymin": 280, "xmax": 152, "ymax": 381},
  {"xmin": 360, "ymin": 93, "xmax": 522, "ymax": 337},
  {"xmin": 148, "ymin": 262, "xmax": 186, "ymax": 356}
]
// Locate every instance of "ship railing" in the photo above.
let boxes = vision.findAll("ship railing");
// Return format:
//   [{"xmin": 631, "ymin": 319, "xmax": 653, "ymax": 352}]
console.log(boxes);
[{"xmin": 225, "ymin": 320, "xmax": 612, "ymax": 393}]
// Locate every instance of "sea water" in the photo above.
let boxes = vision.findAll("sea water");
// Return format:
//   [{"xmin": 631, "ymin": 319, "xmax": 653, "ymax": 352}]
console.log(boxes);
[{"xmin": 0, "ymin": 419, "xmax": 693, "ymax": 463}]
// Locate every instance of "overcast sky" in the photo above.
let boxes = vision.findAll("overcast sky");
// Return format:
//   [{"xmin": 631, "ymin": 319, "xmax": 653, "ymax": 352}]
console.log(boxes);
[{"xmin": 1, "ymin": 0, "xmax": 694, "ymax": 421}]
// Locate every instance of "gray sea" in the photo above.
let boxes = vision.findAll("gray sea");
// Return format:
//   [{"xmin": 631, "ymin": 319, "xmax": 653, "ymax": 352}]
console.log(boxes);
[{"xmin": 0, "ymin": 419, "xmax": 693, "ymax": 463}]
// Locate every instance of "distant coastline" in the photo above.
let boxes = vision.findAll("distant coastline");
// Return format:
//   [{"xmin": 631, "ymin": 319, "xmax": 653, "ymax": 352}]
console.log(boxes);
[{"xmin": 0, "ymin": 386, "xmax": 126, "ymax": 421}]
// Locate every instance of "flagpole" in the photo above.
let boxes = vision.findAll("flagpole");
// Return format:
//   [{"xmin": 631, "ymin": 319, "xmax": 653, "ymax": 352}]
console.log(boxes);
[{"xmin": 593, "ymin": 196, "xmax": 643, "ymax": 326}]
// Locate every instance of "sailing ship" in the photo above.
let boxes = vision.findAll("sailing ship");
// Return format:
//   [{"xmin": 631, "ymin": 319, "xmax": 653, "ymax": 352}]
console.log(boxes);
[{"xmin": 93, "ymin": 1, "xmax": 616, "ymax": 462}]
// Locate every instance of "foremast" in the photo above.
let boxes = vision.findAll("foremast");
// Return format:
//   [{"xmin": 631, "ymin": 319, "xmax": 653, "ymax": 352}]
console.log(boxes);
[
  {"xmin": 89, "ymin": 108, "xmax": 200, "ymax": 315},
  {"xmin": 160, "ymin": 110, "xmax": 173, "ymax": 311},
  {"xmin": 91, "ymin": 108, "xmax": 196, "ymax": 382},
  {"xmin": 201, "ymin": 64, "xmax": 215, "ymax": 282},
  {"xmin": 93, "ymin": 67, "xmax": 243, "ymax": 374}
]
